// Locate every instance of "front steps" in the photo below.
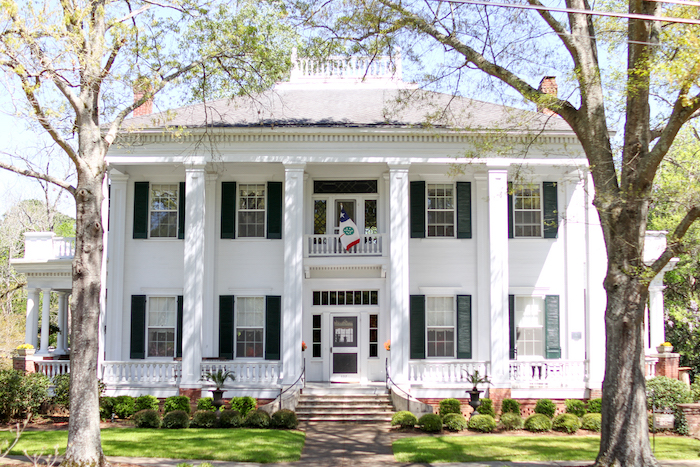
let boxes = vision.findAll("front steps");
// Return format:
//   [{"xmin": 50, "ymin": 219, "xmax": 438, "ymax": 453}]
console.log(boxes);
[{"xmin": 296, "ymin": 383, "xmax": 394, "ymax": 422}]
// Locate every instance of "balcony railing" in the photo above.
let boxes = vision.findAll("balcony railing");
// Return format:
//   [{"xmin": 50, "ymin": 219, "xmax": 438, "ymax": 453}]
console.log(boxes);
[
  {"xmin": 200, "ymin": 361, "xmax": 281, "ymax": 386},
  {"xmin": 23, "ymin": 232, "xmax": 75, "ymax": 261},
  {"xmin": 36, "ymin": 360, "xmax": 70, "ymax": 378},
  {"xmin": 408, "ymin": 360, "xmax": 491, "ymax": 384},
  {"xmin": 305, "ymin": 234, "xmax": 384, "ymax": 257},
  {"xmin": 509, "ymin": 360, "xmax": 587, "ymax": 389}
]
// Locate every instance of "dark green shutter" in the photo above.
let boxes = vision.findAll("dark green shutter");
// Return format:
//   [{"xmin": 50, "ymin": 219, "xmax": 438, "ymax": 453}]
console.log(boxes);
[
  {"xmin": 265, "ymin": 296, "xmax": 281, "ymax": 360},
  {"xmin": 267, "ymin": 181, "xmax": 283, "ymax": 239},
  {"xmin": 176, "ymin": 296, "xmax": 183, "ymax": 358},
  {"xmin": 410, "ymin": 295, "xmax": 426, "ymax": 359},
  {"xmin": 456, "ymin": 295, "xmax": 472, "ymax": 359},
  {"xmin": 410, "ymin": 181, "xmax": 426, "ymax": 238},
  {"xmin": 219, "ymin": 296, "xmax": 234, "ymax": 359},
  {"xmin": 509, "ymin": 295, "xmax": 516, "ymax": 359},
  {"xmin": 133, "ymin": 182, "xmax": 149, "ymax": 239},
  {"xmin": 178, "ymin": 181, "xmax": 186, "ymax": 239},
  {"xmin": 542, "ymin": 182, "xmax": 559, "ymax": 238},
  {"xmin": 221, "ymin": 182, "xmax": 236, "ymax": 239},
  {"xmin": 507, "ymin": 182, "xmax": 514, "ymax": 239},
  {"xmin": 456, "ymin": 182, "xmax": 472, "ymax": 239},
  {"xmin": 545, "ymin": 295, "xmax": 561, "ymax": 359},
  {"xmin": 130, "ymin": 295, "xmax": 147, "ymax": 359}
]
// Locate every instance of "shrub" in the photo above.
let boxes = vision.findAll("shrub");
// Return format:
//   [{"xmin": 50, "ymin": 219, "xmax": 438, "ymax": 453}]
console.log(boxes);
[
  {"xmin": 219, "ymin": 409, "xmax": 243, "ymax": 428},
  {"xmin": 439, "ymin": 398, "xmax": 462, "ymax": 417},
  {"xmin": 135, "ymin": 395, "xmax": 159, "ymax": 412},
  {"xmin": 197, "ymin": 397, "xmax": 216, "ymax": 412},
  {"xmin": 499, "ymin": 412, "xmax": 523, "ymax": 431},
  {"xmin": 691, "ymin": 378, "xmax": 700, "ymax": 402},
  {"xmin": 391, "ymin": 411, "xmax": 418, "ymax": 428},
  {"xmin": 191, "ymin": 410, "xmax": 218, "ymax": 428},
  {"xmin": 587, "ymin": 398, "xmax": 602, "ymax": 414},
  {"xmin": 524, "ymin": 414, "xmax": 552, "ymax": 432},
  {"xmin": 646, "ymin": 376, "xmax": 692, "ymax": 412},
  {"xmin": 534, "ymin": 399, "xmax": 556, "ymax": 418},
  {"xmin": 164, "ymin": 396, "xmax": 191, "ymax": 414},
  {"xmin": 162, "ymin": 410, "xmax": 190, "ymax": 428},
  {"xmin": 468, "ymin": 414, "xmax": 497, "ymax": 433},
  {"xmin": 52, "ymin": 374, "xmax": 71, "ymax": 408},
  {"xmin": 552, "ymin": 413, "xmax": 582, "ymax": 434},
  {"xmin": 271, "ymin": 409, "xmax": 299, "ymax": 429},
  {"xmin": 0, "ymin": 370, "xmax": 50, "ymax": 421},
  {"xmin": 113, "ymin": 395, "xmax": 136, "ymax": 419},
  {"xmin": 100, "ymin": 396, "xmax": 116, "ymax": 420},
  {"xmin": 581, "ymin": 413, "xmax": 602, "ymax": 432},
  {"xmin": 501, "ymin": 398, "xmax": 521, "ymax": 416},
  {"xmin": 133, "ymin": 409, "xmax": 161, "ymax": 428},
  {"xmin": 244, "ymin": 409, "xmax": 271, "ymax": 428},
  {"xmin": 476, "ymin": 398, "xmax": 496, "ymax": 418},
  {"xmin": 418, "ymin": 413, "xmax": 443, "ymax": 433},
  {"xmin": 443, "ymin": 413, "xmax": 468, "ymax": 431},
  {"xmin": 676, "ymin": 411, "xmax": 689, "ymax": 436},
  {"xmin": 565, "ymin": 399, "xmax": 586, "ymax": 418},
  {"xmin": 230, "ymin": 396, "xmax": 256, "ymax": 417}
]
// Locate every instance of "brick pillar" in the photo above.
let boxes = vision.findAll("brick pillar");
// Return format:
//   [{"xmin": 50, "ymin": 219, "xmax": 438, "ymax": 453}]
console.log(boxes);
[
  {"xmin": 678, "ymin": 403, "xmax": 700, "ymax": 437},
  {"xmin": 589, "ymin": 389, "xmax": 602, "ymax": 399},
  {"xmin": 488, "ymin": 388, "xmax": 511, "ymax": 415},
  {"xmin": 13, "ymin": 354, "xmax": 36, "ymax": 373},
  {"xmin": 655, "ymin": 353, "xmax": 680, "ymax": 379}
]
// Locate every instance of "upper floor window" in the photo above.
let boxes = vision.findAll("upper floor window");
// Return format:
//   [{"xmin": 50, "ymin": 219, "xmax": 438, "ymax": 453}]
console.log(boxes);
[
  {"xmin": 427, "ymin": 296, "xmax": 455, "ymax": 357},
  {"xmin": 427, "ymin": 184, "xmax": 455, "ymax": 237},
  {"xmin": 150, "ymin": 184, "xmax": 180, "ymax": 238},
  {"xmin": 221, "ymin": 182, "xmax": 282, "ymax": 240},
  {"xmin": 410, "ymin": 181, "xmax": 471, "ymax": 239},
  {"xmin": 238, "ymin": 184, "xmax": 266, "ymax": 238},
  {"xmin": 147, "ymin": 296, "xmax": 177, "ymax": 357},
  {"xmin": 512, "ymin": 184, "xmax": 542, "ymax": 237}
]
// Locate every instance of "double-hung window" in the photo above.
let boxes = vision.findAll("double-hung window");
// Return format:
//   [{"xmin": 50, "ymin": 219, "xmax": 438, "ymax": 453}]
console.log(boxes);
[
  {"xmin": 133, "ymin": 182, "xmax": 185, "ymax": 239},
  {"xmin": 513, "ymin": 184, "xmax": 542, "ymax": 237},
  {"xmin": 238, "ymin": 184, "xmax": 266, "ymax": 238},
  {"xmin": 236, "ymin": 297, "xmax": 265, "ymax": 358},
  {"xmin": 221, "ymin": 182, "xmax": 282, "ymax": 239},
  {"xmin": 410, "ymin": 181, "xmax": 472, "ymax": 239},
  {"xmin": 427, "ymin": 184, "xmax": 455, "ymax": 237},
  {"xmin": 513, "ymin": 296, "xmax": 545, "ymax": 358},
  {"xmin": 147, "ymin": 297, "xmax": 177, "ymax": 357},
  {"xmin": 426, "ymin": 297, "xmax": 455, "ymax": 357}
]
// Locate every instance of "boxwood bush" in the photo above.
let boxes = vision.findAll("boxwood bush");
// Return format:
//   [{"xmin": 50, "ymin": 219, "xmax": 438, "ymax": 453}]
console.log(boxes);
[
  {"xmin": 476, "ymin": 398, "xmax": 496, "ymax": 418},
  {"xmin": 501, "ymin": 398, "xmax": 521, "ymax": 416},
  {"xmin": 552, "ymin": 413, "xmax": 582, "ymax": 433},
  {"xmin": 0, "ymin": 370, "xmax": 50, "ymax": 421},
  {"xmin": 230, "ymin": 396, "xmax": 256, "ymax": 417},
  {"xmin": 443, "ymin": 413, "xmax": 468, "ymax": 431},
  {"xmin": 164, "ymin": 396, "xmax": 191, "ymax": 414},
  {"xmin": 52, "ymin": 374, "xmax": 71, "ymax": 408},
  {"xmin": 162, "ymin": 409, "xmax": 190, "ymax": 428},
  {"xmin": 565, "ymin": 399, "xmax": 586, "ymax": 418},
  {"xmin": 534, "ymin": 399, "xmax": 556, "ymax": 418},
  {"xmin": 499, "ymin": 412, "xmax": 523, "ymax": 430},
  {"xmin": 197, "ymin": 397, "xmax": 216, "ymax": 412},
  {"xmin": 587, "ymin": 398, "xmax": 602, "ymax": 413},
  {"xmin": 191, "ymin": 410, "xmax": 218, "ymax": 428},
  {"xmin": 418, "ymin": 413, "xmax": 443, "ymax": 433},
  {"xmin": 646, "ymin": 376, "xmax": 692, "ymax": 412},
  {"xmin": 135, "ymin": 395, "xmax": 159, "ymax": 412},
  {"xmin": 245, "ymin": 409, "xmax": 271, "ymax": 428},
  {"xmin": 524, "ymin": 413, "xmax": 552, "ymax": 432},
  {"xmin": 133, "ymin": 409, "xmax": 161, "ymax": 428},
  {"xmin": 113, "ymin": 395, "xmax": 136, "ymax": 419},
  {"xmin": 468, "ymin": 414, "xmax": 497, "ymax": 433},
  {"xmin": 99, "ymin": 396, "xmax": 116, "ymax": 420},
  {"xmin": 581, "ymin": 413, "xmax": 602, "ymax": 432},
  {"xmin": 219, "ymin": 409, "xmax": 243, "ymax": 428},
  {"xmin": 439, "ymin": 398, "xmax": 462, "ymax": 417},
  {"xmin": 391, "ymin": 411, "xmax": 418, "ymax": 428},
  {"xmin": 271, "ymin": 409, "xmax": 299, "ymax": 429}
]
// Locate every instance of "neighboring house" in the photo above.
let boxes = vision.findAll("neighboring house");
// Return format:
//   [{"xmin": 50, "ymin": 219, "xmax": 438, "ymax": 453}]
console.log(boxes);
[{"xmin": 12, "ymin": 53, "xmax": 673, "ymax": 405}]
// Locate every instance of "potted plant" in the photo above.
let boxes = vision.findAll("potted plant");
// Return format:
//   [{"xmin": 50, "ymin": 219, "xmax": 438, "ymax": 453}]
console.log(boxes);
[
  {"xmin": 464, "ymin": 370, "xmax": 491, "ymax": 413},
  {"xmin": 205, "ymin": 369, "xmax": 235, "ymax": 409},
  {"xmin": 656, "ymin": 342, "xmax": 673, "ymax": 353},
  {"xmin": 15, "ymin": 343, "xmax": 35, "ymax": 356}
]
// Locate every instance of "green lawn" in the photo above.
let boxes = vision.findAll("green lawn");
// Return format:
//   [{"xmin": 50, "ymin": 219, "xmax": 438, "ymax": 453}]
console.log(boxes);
[
  {"xmin": 0, "ymin": 428, "xmax": 305, "ymax": 464},
  {"xmin": 393, "ymin": 435, "xmax": 700, "ymax": 464}
]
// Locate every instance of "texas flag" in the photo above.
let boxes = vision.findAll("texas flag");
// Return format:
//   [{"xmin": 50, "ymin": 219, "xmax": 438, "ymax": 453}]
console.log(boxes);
[{"xmin": 339, "ymin": 207, "xmax": 361, "ymax": 251}]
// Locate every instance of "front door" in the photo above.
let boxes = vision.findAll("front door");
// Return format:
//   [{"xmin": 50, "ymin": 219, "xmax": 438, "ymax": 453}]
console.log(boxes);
[{"xmin": 330, "ymin": 314, "xmax": 360, "ymax": 382}]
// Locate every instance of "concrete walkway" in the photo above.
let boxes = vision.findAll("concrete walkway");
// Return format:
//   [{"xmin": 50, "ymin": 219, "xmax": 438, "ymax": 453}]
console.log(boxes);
[{"xmin": 3, "ymin": 422, "xmax": 700, "ymax": 467}]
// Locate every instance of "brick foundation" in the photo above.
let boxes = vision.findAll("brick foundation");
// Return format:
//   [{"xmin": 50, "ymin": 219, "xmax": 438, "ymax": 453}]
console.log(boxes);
[
  {"xmin": 656, "ymin": 353, "xmax": 680, "ymax": 379},
  {"xmin": 678, "ymin": 403, "xmax": 700, "ymax": 437},
  {"xmin": 589, "ymin": 389, "xmax": 602, "ymax": 399},
  {"xmin": 488, "ymin": 388, "xmax": 511, "ymax": 415},
  {"xmin": 179, "ymin": 387, "xmax": 202, "ymax": 401}
]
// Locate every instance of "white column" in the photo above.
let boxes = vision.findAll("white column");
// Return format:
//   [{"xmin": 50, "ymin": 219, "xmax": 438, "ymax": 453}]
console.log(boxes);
[
  {"xmin": 181, "ymin": 164, "xmax": 206, "ymax": 388},
  {"xmin": 474, "ymin": 174, "xmax": 490, "ymax": 361},
  {"xmin": 63, "ymin": 294, "xmax": 71, "ymax": 352},
  {"xmin": 649, "ymin": 280, "xmax": 666, "ymax": 351},
  {"xmin": 105, "ymin": 169, "xmax": 129, "ymax": 360},
  {"xmin": 488, "ymin": 167, "xmax": 509, "ymax": 386},
  {"xmin": 25, "ymin": 288, "xmax": 40, "ymax": 348},
  {"xmin": 54, "ymin": 292, "xmax": 67, "ymax": 354},
  {"xmin": 203, "ymin": 173, "xmax": 218, "ymax": 358},
  {"xmin": 283, "ymin": 163, "xmax": 305, "ymax": 384},
  {"xmin": 564, "ymin": 174, "xmax": 587, "ymax": 361},
  {"xmin": 389, "ymin": 164, "xmax": 410, "ymax": 383},
  {"xmin": 37, "ymin": 289, "xmax": 52, "ymax": 355}
]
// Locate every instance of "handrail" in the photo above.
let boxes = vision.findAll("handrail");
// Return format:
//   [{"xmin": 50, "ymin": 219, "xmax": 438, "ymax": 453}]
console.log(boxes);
[
  {"xmin": 386, "ymin": 357, "xmax": 412, "ymax": 411},
  {"xmin": 277, "ymin": 358, "xmax": 305, "ymax": 411}
]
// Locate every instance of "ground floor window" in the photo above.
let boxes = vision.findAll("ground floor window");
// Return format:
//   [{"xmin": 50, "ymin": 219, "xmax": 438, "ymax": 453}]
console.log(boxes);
[
  {"xmin": 427, "ymin": 297, "xmax": 455, "ymax": 357},
  {"xmin": 514, "ymin": 296, "xmax": 545, "ymax": 358},
  {"xmin": 148, "ymin": 297, "xmax": 177, "ymax": 357}
]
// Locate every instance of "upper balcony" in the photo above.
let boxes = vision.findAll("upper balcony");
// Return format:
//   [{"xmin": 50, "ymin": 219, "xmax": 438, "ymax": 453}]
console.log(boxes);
[
  {"xmin": 305, "ymin": 233, "xmax": 385, "ymax": 257},
  {"xmin": 23, "ymin": 232, "xmax": 76, "ymax": 260}
]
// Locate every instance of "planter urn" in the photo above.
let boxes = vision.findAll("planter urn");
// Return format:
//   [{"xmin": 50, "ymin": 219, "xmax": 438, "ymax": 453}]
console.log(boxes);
[
  {"xmin": 657, "ymin": 345, "xmax": 673, "ymax": 353},
  {"xmin": 212, "ymin": 389, "xmax": 225, "ymax": 410},
  {"xmin": 468, "ymin": 389, "xmax": 482, "ymax": 414},
  {"xmin": 17, "ymin": 349, "xmax": 35, "ymax": 357}
]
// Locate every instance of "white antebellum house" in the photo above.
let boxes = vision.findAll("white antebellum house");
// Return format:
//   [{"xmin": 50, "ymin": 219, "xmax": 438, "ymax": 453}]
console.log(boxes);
[{"xmin": 13, "ymin": 54, "xmax": 672, "ymax": 405}]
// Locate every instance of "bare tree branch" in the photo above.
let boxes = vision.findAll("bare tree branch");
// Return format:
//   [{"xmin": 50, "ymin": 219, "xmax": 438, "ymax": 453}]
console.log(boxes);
[
  {"xmin": 649, "ymin": 205, "xmax": 700, "ymax": 275},
  {"xmin": 0, "ymin": 159, "xmax": 76, "ymax": 194}
]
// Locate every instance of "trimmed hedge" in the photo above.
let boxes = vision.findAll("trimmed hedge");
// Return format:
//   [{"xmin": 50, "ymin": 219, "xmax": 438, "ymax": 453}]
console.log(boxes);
[
  {"xmin": 197, "ymin": 397, "xmax": 216, "ymax": 412},
  {"xmin": 534, "ymin": 399, "xmax": 556, "ymax": 418},
  {"xmin": 565, "ymin": 399, "xmax": 586, "ymax": 418},
  {"xmin": 52, "ymin": 374, "xmax": 71, "ymax": 408},
  {"xmin": 501, "ymin": 398, "xmax": 521, "ymax": 416},
  {"xmin": 271, "ymin": 409, "xmax": 299, "ymax": 429},
  {"xmin": 162, "ymin": 410, "xmax": 190, "ymax": 428},
  {"xmin": 0, "ymin": 370, "xmax": 50, "ymax": 421},
  {"xmin": 587, "ymin": 398, "xmax": 602, "ymax": 414},
  {"xmin": 418, "ymin": 413, "xmax": 443, "ymax": 433},
  {"xmin": 524, "ymin": 413, "xmax": 552, "ymax": 432},
  {"xmin": 133, "ymin": 409, "xmax": 161, "ymax": 428},
  {"xmin": 443, "ymin": 413, "xmax": 468, "ymax": 432},
  {"xmin": 552, "ymin": 413, "xmax": 582, "ymax": 434},
  {"xmin": 582, "ymin": 413, "xmax": 602, "ymax": 432},
  {"xmin": 499, "ymin": 412, "xmax": 523, "ymax": 431},
  {"xmin": 219, "ymin": 409, "xmax": 243, "ymax": 428},
  {"xmin": 230, "ymin": 396, "xmax": 256, "ymax": 417},
  {"xmin": 391, "ymin": 411, "xmax": 418, "ymax": 428},
  {"xmin": 245, "ymin": 409, "xmax": 271, "ymax": 428},
  {"xmin": 468, "ymin": 414, "xmax": 497, "ymax": 433},
  {"xmin": 191, "ymin": 410, "xmax": 218, "ymax": 428},
  {"xmin": 476, "ymin": 398, "xmax": 496, "ymax": 418},
  {"xmin": 100, "ymin": 396, "xmax": 116, "ymax": 420},
  {"xmin": 439, "ymin": 398, "xmax": 462, "ymax": 417},
  {"xmin": 135, "ymin": 395, "xmax": 159, "ymax": 412},
  {"xmin": 646, "ymin": 376, "xmax": 692, "ymax": 412},
  {"xmin": 164, "ymin": 396, "xmax": 191, "ymax": 414},
  {"xmin": 113, "ymin": 395, "xmax": 136, "ymax": 419}
]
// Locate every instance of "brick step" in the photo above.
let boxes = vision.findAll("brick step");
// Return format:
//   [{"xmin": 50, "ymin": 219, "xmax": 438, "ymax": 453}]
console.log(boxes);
[
  {"xmin": 297, "ymin": 413, "xmax": 394, "ymax": 422},
  {"xmin": 295, "ymin": 392, "xmax": 395, "ymax": 423}
]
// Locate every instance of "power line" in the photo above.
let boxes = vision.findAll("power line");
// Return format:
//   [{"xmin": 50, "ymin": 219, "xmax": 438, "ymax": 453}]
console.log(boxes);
[
  {"xmin": 436, "ymin": 0, "xmax": 700, "ymax": 25},
  {"xmin": 646, "ymin": 0, "xmax": 700, "ymax": 8}
]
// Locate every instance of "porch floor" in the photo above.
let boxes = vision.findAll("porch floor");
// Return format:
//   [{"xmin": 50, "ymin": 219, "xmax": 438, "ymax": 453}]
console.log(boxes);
[{"xmin": 303, "ymin": 381, "xmax": 389, "ymax": 395}]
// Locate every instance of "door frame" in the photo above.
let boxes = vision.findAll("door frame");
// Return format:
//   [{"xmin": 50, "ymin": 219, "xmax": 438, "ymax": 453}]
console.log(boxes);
[{"xmin": 329, "ymin": 312, "xmax": 363, "ymax": 382}]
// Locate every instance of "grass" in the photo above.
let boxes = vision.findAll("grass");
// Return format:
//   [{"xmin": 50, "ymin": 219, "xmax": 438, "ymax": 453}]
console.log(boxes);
[
  {"xmin": 393, "ymin": 435, "xmax": 700, "ymax": 463},
  {"xmin": 0, "ymin": 428, "xmax": 305, "ymax": 464}
]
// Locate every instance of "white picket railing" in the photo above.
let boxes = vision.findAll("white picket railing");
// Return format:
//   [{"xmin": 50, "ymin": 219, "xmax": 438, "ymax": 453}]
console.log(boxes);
[
  {"xmin": 291, "ymin": 52, "xmax": 397, "ymax": 80},
  {"xmin": 645, "ymin": 356, "xmax": 658, "ymax": 378},
  {"xmin": 53, "ymin": 237, "xmax": 76, "ymax": 258},
  {"xmin": 509, "ymin": 360, "xmax": 587, "ymax": 388},
  {"xmin": 408, "ymin": 360, "xmax": 491, "ymax": 384},
  {"xmin": 200, "ymin": 361, "xmax": 281, "ymax": 385},
  {"xmin": 306, "ymin": 234, "xmax": 384, "ymax": 257},
  {"xmin": 101, "ymin": 361, "xmax": 181, "ymax": 385},
  {"xmin": 36, "ymin": 360, "xmax": 70, "ymax": 378}
]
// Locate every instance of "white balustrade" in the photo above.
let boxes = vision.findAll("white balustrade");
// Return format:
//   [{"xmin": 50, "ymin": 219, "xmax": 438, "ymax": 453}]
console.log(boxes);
[
  {"xmin": 200, "ymin": 362, "xmax": 281, "ymax": 385},
  {"xmin": 408, "ymin": 360, "xmax": 490, "ymax": 384},
  {"xmin": 645, "ymin": 356, "xmax": 658, "ymax": 378},
  {"xmin": 306, "ymin": 234, "xmax": 383, "ymax": 257},
  {"xmin": 22, "ymin": 233, "xmax": 75, "ymax": 261},
  {"xmin": 53, "ymin": 237, "xmax": 76, "ymax": 258},
  {"xmin": 36, "ymin": 360, "xmax": 70, "ymax": 378},
  {"xmin": 101, "ymin": 361, "xmax": 181, "ymax": 385},
  {"xmin": 293, "ymin": 55, "xmax": 396, "ymax": 79},
  {"xmin": 509, "ymin": 360, "xmax": 587, "ymax": 388}
]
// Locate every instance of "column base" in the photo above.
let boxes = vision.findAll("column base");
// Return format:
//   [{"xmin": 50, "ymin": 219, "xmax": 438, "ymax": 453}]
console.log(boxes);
[{"xmin": 487, "ymin": 388, "xmax": 512, "ymax": 415}]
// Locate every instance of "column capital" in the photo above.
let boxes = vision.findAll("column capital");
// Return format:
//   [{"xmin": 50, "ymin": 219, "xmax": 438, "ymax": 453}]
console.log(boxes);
[
  {"xmin": 185, "ymin": 164, "xmax": 207, "ymax": 174},
  {"xmin": 283, "ymin": 162, "xmax": 306, "ymax": 171},
  {"xmin": 108, "ymin": 168, "xmax": 129, "ymax": 183},
  {"xmin": 205, "ymin": 173, "xmax": 219, "ymax": 182},
  {"xmin": 387, "ymin": 163, "xmax": 410, "ymax": 172}
]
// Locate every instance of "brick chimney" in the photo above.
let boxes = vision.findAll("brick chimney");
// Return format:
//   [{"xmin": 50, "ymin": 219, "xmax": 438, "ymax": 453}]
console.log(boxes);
[
  {"xmin": 537, "ymin": 76, "xmax": 557, "ymax": 116},
  {"xmin": 132, "ymin": 86, "xmax": 153, "ymax": 117}
]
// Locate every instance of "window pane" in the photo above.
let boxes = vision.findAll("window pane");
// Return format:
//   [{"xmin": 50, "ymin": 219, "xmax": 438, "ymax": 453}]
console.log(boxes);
[
  {"xmin": 314, "ymin": 200, "xmax": 327, "ymax": 234},
  {"xmin": 238, "ymin": 184, "xmax": 265, "ymax": 238},
  {"xmin": 513, "ymin": 184, "xmax": 542, "ymax": 238},
  {"xmin": 427, "ymin": 184, "xmax": 454, "ymax": 237}
]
